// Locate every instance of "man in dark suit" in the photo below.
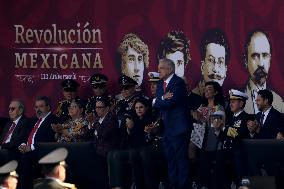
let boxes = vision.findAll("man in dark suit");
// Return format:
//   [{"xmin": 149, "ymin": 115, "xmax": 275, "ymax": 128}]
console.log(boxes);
[
  {"xmin": 18, "ymin": 96, "xmax": 56, "ymax": 153},
  {"xmin": 0, "ymin": 100, "xmax": 30, "ymax": 151},
  {"xmin": 153, "ymin": 58, "xmax": 192, "ymax": 189},
  {"xmin": 0, "ymin": 100, "xmax": 30, "ymax": 164},
  {"xmin": 247, "ymin": 89, "xmax": 284, "ymax": 139},
  {"xmin": 17, "ymin": 96, "xmax": 57, "ymax": 189}
]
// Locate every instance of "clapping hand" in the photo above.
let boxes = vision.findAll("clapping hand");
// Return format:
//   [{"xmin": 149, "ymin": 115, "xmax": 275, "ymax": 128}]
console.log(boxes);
[
  {"xmin": 51, "ymin": 124, "xmax": 62, "ymax": 133},
  {"xmin": 212, "ymin": 118, "xmax": 224, "ymax": 130},
  {"xmin": 192, "ymin": 111, "xmax": 206, "ymax": 123},
  {"xmin": 126, "ymin": 118, "xmax": 134, "ymax": 129},
  {"xmin": 18, "ymin": 144, "xmax": 31, "ymax": 154},
  {"xmin": 247, "ymin": 120, "xmax": 259, "ymax": 134},
  {"xmin": 276, "ymin": 132, "xmax": 284, "ymax": 139},
  {"xmin": 86, "ymin": 112, "xmax": 97, "ymax": 124},
  {"xmin": 163, "ymin": 92, "xmax": 173, "ymax": 100},
  {"xmin": 144, "ymin": 123, "xmax": 154, "ymax": 134}
]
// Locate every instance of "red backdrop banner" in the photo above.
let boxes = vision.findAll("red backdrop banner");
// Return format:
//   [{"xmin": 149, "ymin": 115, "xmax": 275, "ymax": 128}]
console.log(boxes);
[{"xmin": 1, "ymin": 0, "xmax": 284, "ymax": 116}]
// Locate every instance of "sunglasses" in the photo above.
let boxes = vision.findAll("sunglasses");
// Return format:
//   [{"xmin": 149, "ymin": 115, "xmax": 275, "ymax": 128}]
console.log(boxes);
[{"xmin": 8, "ymin": 107, "xmax": 16, "ymax": 111}]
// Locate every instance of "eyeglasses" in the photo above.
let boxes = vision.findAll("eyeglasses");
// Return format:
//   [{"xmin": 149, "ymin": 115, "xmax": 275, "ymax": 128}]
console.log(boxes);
[
  {"xmin": 121, "ymin": 85, "xmax": 133, "ymax": 91},
  {"xmin": 95, "ymin": 106, "xmax": 105, "ymax": 110},
  {"xmin": 8, "ymin": 107, "xmax": 16, "ymax": 111}
]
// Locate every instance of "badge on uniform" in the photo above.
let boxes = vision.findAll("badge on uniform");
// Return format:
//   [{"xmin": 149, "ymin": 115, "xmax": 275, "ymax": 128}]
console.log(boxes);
[{"xmin": 233, "ymin": 120, "xmax": 241, "ymax": 128}]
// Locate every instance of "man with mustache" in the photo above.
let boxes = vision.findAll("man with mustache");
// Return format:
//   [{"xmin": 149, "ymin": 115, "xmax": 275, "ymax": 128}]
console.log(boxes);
[
  {"xmin": 17, "ymin": 96, "xmax": 57, "ymax": 189},
  {"xmin": 192, "ymin": 28, "xmax": 230, "ymax": 96},
  {"xmin": 244, "ymin": 30, "xmax": 284, "ymax": 114}
]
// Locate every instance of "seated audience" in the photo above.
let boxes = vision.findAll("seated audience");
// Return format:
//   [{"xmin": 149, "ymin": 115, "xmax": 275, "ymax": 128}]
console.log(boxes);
[
  {"xmin": 17, "ymin": 96, "xmax": 57, "ymax": 189},
  {"xmin": 0, "ymin": 100, "xmax": 30, "ymax": 163},
  {"xmin": 53, "ymin": 99, "xmax": 89, "ymax": 143}
]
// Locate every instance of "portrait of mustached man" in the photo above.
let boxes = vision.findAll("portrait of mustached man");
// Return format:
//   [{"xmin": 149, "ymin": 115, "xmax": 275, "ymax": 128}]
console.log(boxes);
[
  {"xmin": 157, "ymin": 31, "xmax": 191, "ymax": 78},
  {"xmin": 243, "ymin": 29, "xmax": 284, "ymax": 114},
  {"xmin": 117, "ymin": 33, "xmax": 149, "ymax": 87},
  {"xmin": 192, "ymin": 28, "xmax": 230, "ymax": 96}
]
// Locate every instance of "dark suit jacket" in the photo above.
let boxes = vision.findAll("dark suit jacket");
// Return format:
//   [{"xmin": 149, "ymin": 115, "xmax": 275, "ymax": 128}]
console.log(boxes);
[
  {"xmin": 254, "ymin": 107, "xmax": 284, "ymax": 139},
  {"xmin": 91, "ymin": 112, "xmax": 120, "ymax": 157},
  {"xmin": 28, "ymin": 113, "xmax": 57, "ymax": 147},
  {"xmin": 154, "ymin": 74, "xmax": 191, "ymax": 137},
  {"xmin": 0, "ymin": 115, "xmax": 30, "ymax": 150}
]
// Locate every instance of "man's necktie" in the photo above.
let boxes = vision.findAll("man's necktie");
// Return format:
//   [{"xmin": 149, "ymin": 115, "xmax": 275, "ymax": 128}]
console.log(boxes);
[
  {"xmin": 259, "ymin": 113, "xmax": 265, "ymax": 127},
  {"xmin": 1, "ymin": 122, "xmax": 16, "ymax": 144},
  {"xmin": 27, "ymin": 118, "xmax": 42, "ymax": 145},
  {"xmin": 163, "ymin": 81, "xmax": 167, "ymax": 93}
]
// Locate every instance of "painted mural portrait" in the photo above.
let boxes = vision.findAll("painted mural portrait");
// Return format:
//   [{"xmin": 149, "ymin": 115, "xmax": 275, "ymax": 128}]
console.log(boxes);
[
  {"xmin": 117, "ymin": 33, "xmax": 149, "ymax": 86},
  {"xmin": 157, "ymin": 31, "xmax": 190, "ymax": 78},
  {"xmin": 192, "ymin": 28, "xmax": 230, "ymax": 96},
  {"xmin": 244, "ymin": 29, "xmax": 284, "ymax": 113}
]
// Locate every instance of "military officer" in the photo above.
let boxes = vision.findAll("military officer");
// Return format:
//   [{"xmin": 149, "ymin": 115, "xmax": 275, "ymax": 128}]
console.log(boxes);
[
  {"xmin": 147, "ymin": 72, "xmax": 159, "ymax": 98},
  {"xmin": 0, "ymin": 160, "xmax": 18, "ymax": 189},
  {"xmin": 223, "ymin": 89, "xmax": 250, "ymax": 150},
  {"xmin": 56, "ymin": 79, "xmax": 81, "ymax": 124},
  {"xmin": 219, "ymin": 89, "xmax": 251, "ymax": 187},
  {"xmin": 85, "ymin": 73, "xmax": 115, "ymax": 114},
  {"xmin": 115, "ymin": 75, "xmax": 142, "ymax": 130},
  {"xmin": 33, "ymin": 148, "xmax": 76, "ymax": 189}
]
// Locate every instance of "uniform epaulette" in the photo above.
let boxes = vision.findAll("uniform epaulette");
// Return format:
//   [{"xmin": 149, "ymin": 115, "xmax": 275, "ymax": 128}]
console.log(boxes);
[{"xmin": 59, "ymin": 181, "xmax": 77, "ymax": 189}]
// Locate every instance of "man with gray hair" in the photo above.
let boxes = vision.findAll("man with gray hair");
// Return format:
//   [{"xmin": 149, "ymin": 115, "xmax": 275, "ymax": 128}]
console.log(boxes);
[
  {"xmin": 0, "ymin": 100, "xmax": 30, "ymax": 166},
  {"xmin": 153, "ymin": 58, "xmax": 192, "ymax": 189},
  {"xmin": 0, "ymin": 100, "xmax": 30, "ymax": 152}
]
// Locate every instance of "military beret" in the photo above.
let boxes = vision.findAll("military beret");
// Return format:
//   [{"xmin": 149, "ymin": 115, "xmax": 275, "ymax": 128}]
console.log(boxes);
[
  {"xmin": 148, "ymin": 72, "xmax": 160, "ymax": 82},
  {"xmin": 38, "ymin": 148, "xmax": 68, "ymax": 166},
  {"xmin": 0, "ymin": 160, "xmax": 18, "ymax": 178},
  {"xmin": 229, "ymin": 89, "xmax": 248, "ymax": 100},
  {"xmin": 61, "ymin": 79, "xmax": 80, "ymax": 91},
  {"xmin": 118, "ymin": 75, "xmax": 138, "ymax": 86},
  {"xmin": 89, "ymin": 73, "xmax": 108, "ymax": 86}
]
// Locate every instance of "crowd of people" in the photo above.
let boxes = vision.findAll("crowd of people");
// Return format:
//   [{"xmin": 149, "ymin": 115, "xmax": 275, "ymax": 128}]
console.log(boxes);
[{"xmin": 0, "ymin": 58, "xmax": 284, "ymax": 189}]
